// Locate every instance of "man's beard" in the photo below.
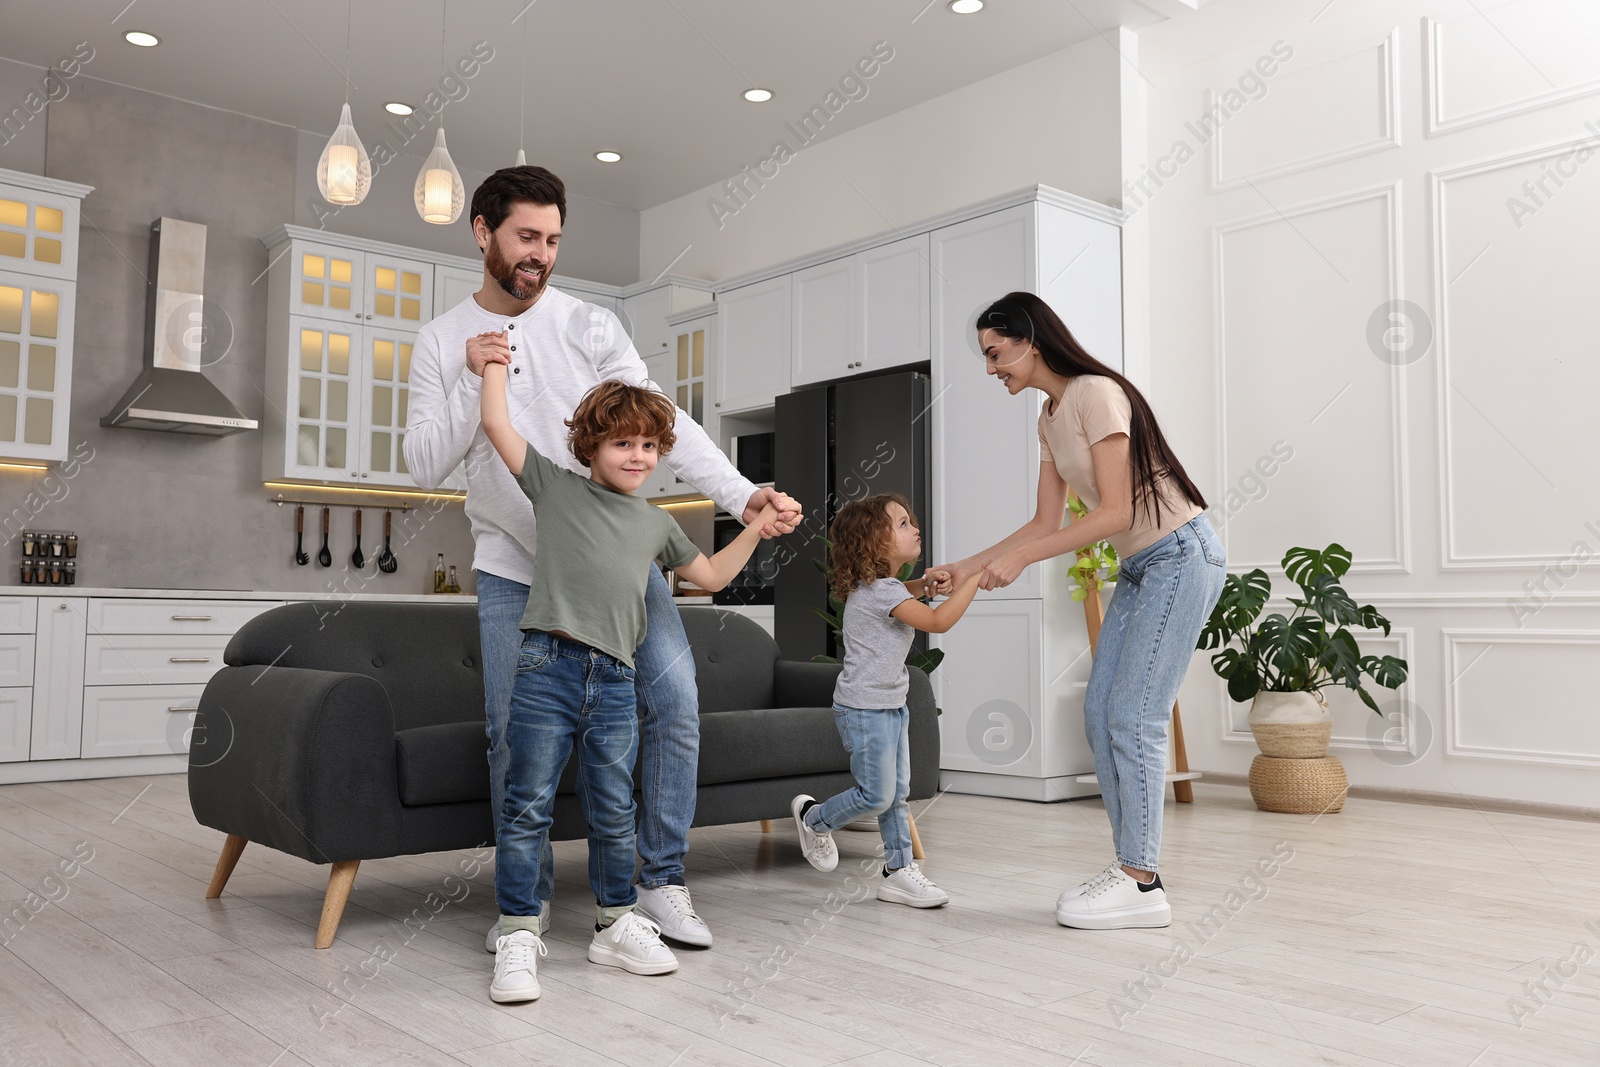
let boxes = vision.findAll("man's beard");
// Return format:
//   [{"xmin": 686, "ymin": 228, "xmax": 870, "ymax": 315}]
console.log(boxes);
[{"xmin": 486, "ymin": 238, "xmax": 549, "ymax": 301}]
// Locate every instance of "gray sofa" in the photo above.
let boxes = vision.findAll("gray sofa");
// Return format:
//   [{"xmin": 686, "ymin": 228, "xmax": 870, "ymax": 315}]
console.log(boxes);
[{"xmin": 188, "ymin": 601, "xmax": 938, "ymax": 946}]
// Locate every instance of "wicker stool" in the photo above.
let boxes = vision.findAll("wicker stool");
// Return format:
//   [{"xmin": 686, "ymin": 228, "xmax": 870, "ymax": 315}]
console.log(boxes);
[{"xmin": 1249, "ymin": 754, "xmax": 1348, "ymax": 814}]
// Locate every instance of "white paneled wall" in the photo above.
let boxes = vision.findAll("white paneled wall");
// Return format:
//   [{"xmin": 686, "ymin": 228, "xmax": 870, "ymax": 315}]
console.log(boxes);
[{"xmin": 1142, "ymin": 0, "xmax": 1600, "ymax": 809}]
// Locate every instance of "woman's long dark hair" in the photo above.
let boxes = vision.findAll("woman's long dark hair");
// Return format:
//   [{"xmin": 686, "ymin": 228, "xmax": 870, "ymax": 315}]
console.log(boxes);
[{"xmin": 978, "ymin": 292, "xmax": 1207, "ymax": 527}]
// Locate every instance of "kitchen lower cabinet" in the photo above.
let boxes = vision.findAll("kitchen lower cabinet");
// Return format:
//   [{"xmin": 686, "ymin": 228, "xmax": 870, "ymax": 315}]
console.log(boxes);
[
  {"xmin": 0, "ymin": 687, "xmax": 30, "ymax": 762},
  {"xmin": 80, "ymin": 684, "xmax": 204, "ymax": 759}
]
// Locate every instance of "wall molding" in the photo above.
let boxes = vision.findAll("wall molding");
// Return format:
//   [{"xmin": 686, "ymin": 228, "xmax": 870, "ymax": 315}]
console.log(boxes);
[
  {"xmin": 1425, "ymin": 13, "xmax": 1600, "ymax": 138},
  {"xmin": 1212, "ymin": 181, "xmax": 1411, "ymax": 575},
  {"xmin": 1197, "ymin": 772, "xmax": 1600, "ymax": 822},
  {"xmin": 1444, "ymin": 628, "xmax": 1600, "ymax": 768},
  {"xmin": 1211, "ymin": 27, "xmax": 1401, "ymax": 190}
]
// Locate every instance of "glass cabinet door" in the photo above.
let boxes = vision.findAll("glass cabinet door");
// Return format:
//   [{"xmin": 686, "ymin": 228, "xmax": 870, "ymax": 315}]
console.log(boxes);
[
  {"xmin": 289, "ymin": 241, "xmax": 363, "ymax": 324},
  {"xmin": 669, "ymin": 322, "xmax": 711, "ymax": 491},
  {"xmin": 364, "ymin": 328, "xmax": 415, "ymax": 487},
  {"xmin": 0, "ymin": 269, "xmax": 76, "ymax": 462},
  {"xmin": 0, "ymin": 188, "xmax": 79, "ymax": 282},
  {"xmin": 287, "ymin": 318, "xmax": 361, "ymax": 480},
  {"xmin": 365, "ymin": 254, "xmax": 432, "ymax": 328}
]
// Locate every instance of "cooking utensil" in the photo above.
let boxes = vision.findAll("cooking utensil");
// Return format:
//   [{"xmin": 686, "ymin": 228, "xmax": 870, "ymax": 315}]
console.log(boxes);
[
  {"xmin": 293, "ymin": 505, "xmax": 310, "ymax": 565},
  {"xmin": 376, "ymin": 509, "xmax": 398, "ymax": 574},
  {"xmin": 317, "ymin": 506, "xmax": 333, "ymax": 567},
  {"xmin": 351, "ymin": 509, "xmax": 365, "ymax": 569}
]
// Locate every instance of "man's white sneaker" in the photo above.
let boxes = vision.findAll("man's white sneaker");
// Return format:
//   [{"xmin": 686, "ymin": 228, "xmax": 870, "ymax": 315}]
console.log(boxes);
[
  {"xmin": 488, "ymin": 930, "xmax": 546, "ymax": 1003},
  {"xmin": 1057, "ymin": 864, "xmax": 1122, "ymax": 907},
  {"xmin": 587, "ymin": 911, "xmax": 679, "ymax": 975},
  {"xmin": 1055, "ymin": 868, "xmax": 1172, "ymax": 930},
  {"xmin": 790, "ymin": 794, "xmax": 838, "ymax": 872},
  {"xmin": 635, "ymin": 884, "xmax": 712, "ymax": 948},
  {"xmin": 485, "ymin": 902, "xmax": 551, "ymax": 953},
  {"xmin": 877, "ymin": 862, "xmax": 950, "ymax": 908}
]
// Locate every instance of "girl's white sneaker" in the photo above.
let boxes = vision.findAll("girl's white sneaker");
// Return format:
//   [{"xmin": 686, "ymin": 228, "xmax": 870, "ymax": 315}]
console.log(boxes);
[
  {"xmin": 877, "ymin": 862, "xmax": 950, "ymax": 908},
  {"xmin": 790, "ymin": 794, "xmax": 838, "ymax": 872}
]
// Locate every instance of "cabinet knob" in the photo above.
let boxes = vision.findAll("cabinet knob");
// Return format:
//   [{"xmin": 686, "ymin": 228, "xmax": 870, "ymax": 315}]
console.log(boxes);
[
  {"xmin": 714, "ymin": 402, "xmax": 720, "ymax": 408},
  {"xmin": 58, "ymin": 603, "xmax": 70, "ymax": 611}
]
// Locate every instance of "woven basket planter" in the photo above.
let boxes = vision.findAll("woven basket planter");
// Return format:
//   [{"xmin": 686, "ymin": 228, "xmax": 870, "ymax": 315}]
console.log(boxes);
[
  {"xmin": 1248, "ymin": 692, "xmax": 1333, "ymax": 759},
  {"xmin": 1249, "ymin": 754, "xmax": 1348, "ymax": 814}
]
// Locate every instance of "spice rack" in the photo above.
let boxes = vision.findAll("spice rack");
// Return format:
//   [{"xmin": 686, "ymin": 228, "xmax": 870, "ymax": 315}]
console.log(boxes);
[{"xmin": 18, "ymin": 529, "xmax": 78, "ymax": 586}]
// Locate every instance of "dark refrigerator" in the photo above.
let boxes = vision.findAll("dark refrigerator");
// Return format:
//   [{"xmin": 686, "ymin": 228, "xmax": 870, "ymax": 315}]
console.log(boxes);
[{"xmin": 773, "ymin": 369, "xmax": 932, "ymax": 662}]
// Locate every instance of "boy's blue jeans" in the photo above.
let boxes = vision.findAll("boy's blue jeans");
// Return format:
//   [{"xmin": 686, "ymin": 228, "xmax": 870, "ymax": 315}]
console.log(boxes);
[
  {"xmin": 494, "ymin": 631, "xmax": 641, "ymax": 930},
  {"xmin": 1085, "ymin": 515, "xmax": 1227, "ymax": 873},
  {"xmin": 477, "ymin": 566, "xmax": 700, "ymax": 900},
  {"xmin": 804, "ymin": 704, "xmax": 913, "ymax": 871}
]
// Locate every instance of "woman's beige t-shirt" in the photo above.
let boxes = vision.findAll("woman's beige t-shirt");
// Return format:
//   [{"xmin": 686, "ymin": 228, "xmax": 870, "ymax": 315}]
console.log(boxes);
[{"xmin": 1038, "ymin": 375, "xmax": 1200, "ymax": 559}]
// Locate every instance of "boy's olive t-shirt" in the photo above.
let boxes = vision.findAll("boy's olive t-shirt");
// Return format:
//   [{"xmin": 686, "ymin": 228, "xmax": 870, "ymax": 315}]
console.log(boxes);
[{"xmin": 513, "ymin": 443, "xmax": 701, "ymax": 668}]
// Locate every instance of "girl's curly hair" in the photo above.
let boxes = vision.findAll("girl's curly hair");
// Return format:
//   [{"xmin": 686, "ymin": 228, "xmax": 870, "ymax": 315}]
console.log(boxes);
[
  {"xmin": 828, "ymin": 493, "xmax": 918, "ymax": 602},
  {"xmin": 565, "ymin": 379, "xmax": 677, "ymax": 468}
]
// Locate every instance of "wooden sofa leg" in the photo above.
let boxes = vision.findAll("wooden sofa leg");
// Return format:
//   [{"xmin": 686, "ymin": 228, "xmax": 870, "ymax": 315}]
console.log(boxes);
[
  {"xmin": 909, "ymin": 814, "xmax": 925, "ymax": 861},
  {"xmin": 315, "ymin": 861, "xmax": 360, "ymax": 949},
  {"xmin": 206, "ymin": 834, "xmax": 248, "ymax": 899},
  {"xmin": 760, "ymin": 820, "xmax": 773, "ymax": 833}
]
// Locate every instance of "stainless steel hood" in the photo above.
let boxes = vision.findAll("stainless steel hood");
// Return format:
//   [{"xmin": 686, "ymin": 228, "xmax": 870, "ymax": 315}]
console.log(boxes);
[{"xmin": 101, "ymin": 218, "xmax": 258, "ymax": 436}]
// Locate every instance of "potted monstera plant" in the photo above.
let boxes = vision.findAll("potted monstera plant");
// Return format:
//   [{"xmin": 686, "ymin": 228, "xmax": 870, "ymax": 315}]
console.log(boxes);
[{"xmin": 1199, "ymin": 543, "xmax": 1408, "ymax": 759}]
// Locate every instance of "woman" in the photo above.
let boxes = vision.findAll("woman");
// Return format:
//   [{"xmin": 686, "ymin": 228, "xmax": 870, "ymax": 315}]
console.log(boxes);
[{"xmin": 934, "ymin": 292, "xmax": 1226, "ymax": 930}]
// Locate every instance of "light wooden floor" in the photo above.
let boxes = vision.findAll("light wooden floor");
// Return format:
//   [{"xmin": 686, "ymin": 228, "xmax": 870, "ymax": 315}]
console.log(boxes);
[{"xmin": 1, "ymin": 776, "xmax": 1597, "ymax": 1067}]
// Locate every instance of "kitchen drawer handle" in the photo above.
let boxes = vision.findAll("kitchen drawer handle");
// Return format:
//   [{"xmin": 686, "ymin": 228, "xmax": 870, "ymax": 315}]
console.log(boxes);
[
  {"xmin": 167, "ymin": 706, "xmax": 198, "ymax": 713},
  {"xmin": 170, "ymin": 614, "xmax": 214, "ymax": 621},
  {"xmin": 168, "ymin": 657, "xmax": 212, "ymax": 663}
]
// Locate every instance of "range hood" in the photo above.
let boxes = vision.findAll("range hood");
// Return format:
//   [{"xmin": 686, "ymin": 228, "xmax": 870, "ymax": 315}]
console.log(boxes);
[{"xmin": 101, "ymin": 218, "xmax": 258, "ymax": 436}]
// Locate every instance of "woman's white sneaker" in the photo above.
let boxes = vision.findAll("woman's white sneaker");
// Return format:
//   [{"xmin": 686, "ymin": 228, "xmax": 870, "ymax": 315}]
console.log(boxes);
[
  {"xmin": 1055, "ymin": 869, "xmax": 1172, "ymax": 930},
  {"xmin": 790, "ymin": 794, "xmax": 838, "ymax": 872},
  {"xmin": 488, "ymin": 930, "xmax": 546, "ymax": 1003},
  {"xmin": 635, "ymin": 884, "xmax": 712, "ymax": 948},
  {"xmin": 587, "ymin": 911, "xmax": 679, "ymax": 975},
  {"xmin": 877, "ymin": 862, "xmax": 950, "ymax": 908},
  {"xmin": 1057, "ymin": 864, "xmax": 1122, "ymax": 907}
]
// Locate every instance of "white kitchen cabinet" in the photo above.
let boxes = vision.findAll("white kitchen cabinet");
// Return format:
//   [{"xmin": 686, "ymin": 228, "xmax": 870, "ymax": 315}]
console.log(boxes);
[
  {"xmin": 0, "ymin": 267, "xmax": 78, "ymax": 463},
  {"xmin": 80, "ymin": 684, "xmax": 204, "ymax": 759},
  {"xmin": 933, "ymin": 599, "xmax": 1046, "ymax": 780},
  {"xmin": 434, "ymin": 263, "xmax": 481, "ymax": 317},
  {"xmin": 0, "ymin": 596, "xmax": 35, "ymax": 633},
  {"xmin": 621, "ymin": 285, "xmax": 674, "ymax": 363},
  {"xmin": 0, "ymin": 688, "xmax": 29, "ymax": 763},
  {"xmin": 717, "ymin": 275, "xmax": 791, "ymax": 414},
  {"xmin": 282, "ymin": 238, "xmax": 432, "ymax": 329},
  {"xmin": 31, "ymin": 597, "xmax": 86, "ymax": 761},
  {"xmin": 791, "ymin": 235, "xmax": 929, "ymax": 388},
  {"xmin": 0, "ymin": 633, "xmax": 34, "ymax": 687},
  {"xmin": 0, "ymin": 177, "xmax": 88, "ymax": 282},
  {"xmin": 641, "ymin": 314, "xmax": 717, "ymax": 501}
]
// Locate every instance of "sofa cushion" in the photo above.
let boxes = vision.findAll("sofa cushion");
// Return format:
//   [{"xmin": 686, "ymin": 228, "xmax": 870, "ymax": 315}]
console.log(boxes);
[
  {"xmin": 679, "ymin": 607, "xmax": 779, "ymax": 713},
  {"xmin": 395, "ymin": 722, "xmax": 490, "ymax": 806},
  {"xmin": 695, "ymin": 706, "xmax": 850, "ymax": 786}
]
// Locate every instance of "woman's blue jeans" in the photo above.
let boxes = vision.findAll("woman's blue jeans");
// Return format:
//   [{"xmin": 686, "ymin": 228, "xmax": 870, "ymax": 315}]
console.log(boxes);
[{"xmin": 1084, "ymin": 515, "xmax": 1226, "ymax": 873}]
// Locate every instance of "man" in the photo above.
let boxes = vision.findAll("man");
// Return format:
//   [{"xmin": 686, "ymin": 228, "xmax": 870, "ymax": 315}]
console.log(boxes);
[{"xmin": 405, "ymin": 166, "xmax": 801, "ymax": 951}]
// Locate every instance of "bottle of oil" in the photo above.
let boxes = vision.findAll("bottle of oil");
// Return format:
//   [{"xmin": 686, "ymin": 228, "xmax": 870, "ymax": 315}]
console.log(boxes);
[
  {"xmin": 433, "ymin": 553, "xmax": 446, "ymax": 594},
  {"xmin": 445, "ymin": 564, "xmax": 460, "ymax": 594}
]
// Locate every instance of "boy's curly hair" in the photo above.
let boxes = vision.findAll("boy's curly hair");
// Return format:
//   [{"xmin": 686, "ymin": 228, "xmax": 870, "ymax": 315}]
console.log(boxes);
[
  {"xmin": 565, "ymin": 379, "xmax": 677, "ymax": 468},
  {"xmin": 828, "ymin": 493, "xmax": 918, "ymax": 602}
]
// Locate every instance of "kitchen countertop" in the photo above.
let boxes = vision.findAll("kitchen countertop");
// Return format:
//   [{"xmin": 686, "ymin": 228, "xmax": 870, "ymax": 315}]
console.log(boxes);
[{"xmin": 1, "ymin": 585, "xmax": 476, "ymax": 602}]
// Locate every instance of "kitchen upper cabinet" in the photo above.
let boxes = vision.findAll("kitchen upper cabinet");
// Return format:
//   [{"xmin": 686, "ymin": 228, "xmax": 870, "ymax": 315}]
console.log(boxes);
[
  {"xmin": 285, "ymin": 238, "xmax": 433, "ymax": 328},
  {"xmin": 790, "ymin": 258, "xmax": 851, "ymax": 387},
  {"xmin": 640, "ymin": 314, "xmax": 716, "ymax": 501},
  {"xmin": 0, "ymin": 169, "xmax": 90, "ymax": 465},
  {"xmin": 717, "ymin": 275, "xmax": 790, "ymax": 414},
  {"xmin": 791, "ymin": 235, "xmax": 930, "ymax": 389},
  {"xmin": 434, "ymin": 263, "xmax": 481, "ymax": 318}
]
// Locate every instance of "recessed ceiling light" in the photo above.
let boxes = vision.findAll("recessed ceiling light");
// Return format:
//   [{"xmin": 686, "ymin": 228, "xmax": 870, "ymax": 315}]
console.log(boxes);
[
  {"xmin": 123, "ymin": 31, "xmax": 161, "ymax": 47},
  {"xmin": 743, "ymin": 88, "xmax": 773, "ymax": 103},
  {"xmin": 384, "ymin": 101, "xmax": 414, "ymax": 116},
  {"xmin": 595, "ymin": 151, "xmax": 622, "ymax": 163},
  {"xmin": 949, "ymin": 0, "xmax": 984, "ymax": 12}
]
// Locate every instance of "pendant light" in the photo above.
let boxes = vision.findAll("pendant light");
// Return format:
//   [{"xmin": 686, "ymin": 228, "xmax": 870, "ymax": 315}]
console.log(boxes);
[
  {"xmin": 513, "ymin": 12, "xmax": 527, "ymax": 167},
  {"xmin": 316, "ymin": 1, "xmax": 371, "ymax": 205},
  {"xmin": 415, "ymin": 0, "xmax": 465, "ymax": 223}
]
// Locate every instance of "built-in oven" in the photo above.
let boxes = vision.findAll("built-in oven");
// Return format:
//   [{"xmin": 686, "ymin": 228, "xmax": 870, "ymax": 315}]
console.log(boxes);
[
  {"xmin": 731, "ymin": 431, "xmax": 775, "ymax": 487},
  {"xmin": 711, "ymin": 512, "xmax": 776, "ymax": 605}
]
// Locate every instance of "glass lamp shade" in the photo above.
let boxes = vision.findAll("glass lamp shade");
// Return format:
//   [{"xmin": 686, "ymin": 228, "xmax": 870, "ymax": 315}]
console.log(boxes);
[
  {"xmin": 415, "ymin": 127, "xmax": 465, "ymax": 224},
  {"xmin": 316, "ymin": 104, "xmax": 371, "ymax": 206},
  {"xmin": 515, "ymin": 148, "xmax": 526, "ymax": 166}
]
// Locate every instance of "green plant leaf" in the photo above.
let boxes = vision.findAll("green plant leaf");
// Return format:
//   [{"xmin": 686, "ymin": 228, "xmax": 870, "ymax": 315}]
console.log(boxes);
[
  {"xmin": 1355, "ymin": 683, "xmax": 1382, "ymax": 715},
  {"xmin": 1210, "ymin": 647, "xmax": 1248, "ymax": 679},
  {"xmin": 811, "ymin": 654, "xmax": 840, "ymax": 664},
  {"xmin": 907, "ymin": 647, "xmax": 945, "ymax": 674},
  {"xmin": 1356, "ymin": 603, "xmax": 1392, "ymax": 636},
  {"xmin": 1301, "ymin": 573, "xmax": 1361, "ymax": 627},
  {"xmin": 1320, "ymin": 628, "xmax": 1363, "ymax": 688},
  {"xmin": 1283, "ymin": 543, "xmax": 1352, "ymax": 585},
  {"xmin": 1228, "ymin": 669, "xmax": 1260, "ymax": 703},
  {"xmin": 1360, "ymin": 654, "xmax": 1408, "ymax": 689}
]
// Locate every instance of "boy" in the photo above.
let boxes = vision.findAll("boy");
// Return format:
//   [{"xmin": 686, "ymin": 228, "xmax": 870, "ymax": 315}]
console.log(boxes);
[{"xmin": 481, "ymin": 364, "xmax": 775, "ymax": 1003}]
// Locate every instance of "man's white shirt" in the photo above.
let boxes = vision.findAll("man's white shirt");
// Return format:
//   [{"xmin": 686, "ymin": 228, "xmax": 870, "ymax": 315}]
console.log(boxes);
[{"xmin": 404, "ymin": 285, "xmax": 758, "ymax": 586}]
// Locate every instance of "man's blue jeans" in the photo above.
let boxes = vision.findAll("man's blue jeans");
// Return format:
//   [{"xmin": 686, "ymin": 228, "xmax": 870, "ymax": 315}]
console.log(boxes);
[
  {"xmin": 1084, "ymin": 515, "xmax": 1226, "ymax": 873},
  {"xmin": 495, "ymin": 632, "xmax": 639, "ymax": 927},
  {"xmin": 477, "ymin": 566, "xmax": 699, "ymax": 893},
  {"xmin": 804, "ymin": 704, "xmax": 913, "ymax": 871}
]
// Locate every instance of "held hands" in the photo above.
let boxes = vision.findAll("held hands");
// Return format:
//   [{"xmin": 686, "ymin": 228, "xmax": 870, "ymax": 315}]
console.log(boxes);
[
  {"xmin": 922, "ymin": 569, "xmax": 953, "ymax": 598},
  {"xmin": 979, "ymin": 549, "xmax": 1029, "ymax": 591},
  {"xmin": 467, "ymin": 331, "xmax": 512, "ymax": 377},
  {"xmin": 743, "ymin": 487, "xmax": 803, "ymax": 538}
]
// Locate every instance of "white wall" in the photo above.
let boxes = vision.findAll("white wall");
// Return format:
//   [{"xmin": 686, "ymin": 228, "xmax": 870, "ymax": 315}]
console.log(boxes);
[
  {"xmin": 638, "ymin": 37, "xmax": 1123, "ymax": 283},
  {"xmin": 1142, "ymin": 0, "xmax": 1600, "ymax": 808}
]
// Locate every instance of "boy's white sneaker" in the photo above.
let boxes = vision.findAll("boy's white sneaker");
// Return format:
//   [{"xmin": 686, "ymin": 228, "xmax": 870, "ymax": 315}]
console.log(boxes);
[
  {"xmin": 488, "ymin": 930, "xmax": 546, "ymax": 1003},
  {"xmin": 587, "ymin": 911, "xmax": 679, "ymax": 975},
  {"xmin": 877, "ymin": 862, "xmax": 949, "ymax": 908},
  {"xmin": 1055, "ymin": 868, "xmax": 1172, "ymax": 930},
  {"xmin": 790, "ymin": 794, "xmax": 838, "ymax": 872},
  {"xmin": 635, "ymin": 884, "xmax": 712, "ymax": 948},
  {"xmin": 1057, "ymin": 864, "xmax": 1122, "ymax": 906},
  {"xmin": 485, "ymin": 901, "xmax": 551, "ymax": 953}
]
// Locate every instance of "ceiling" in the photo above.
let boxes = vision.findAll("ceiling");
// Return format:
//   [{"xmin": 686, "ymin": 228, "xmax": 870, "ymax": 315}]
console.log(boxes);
[{"xmin": 1, "ymin": 0, "xmax": 1193, "ymax": 210}]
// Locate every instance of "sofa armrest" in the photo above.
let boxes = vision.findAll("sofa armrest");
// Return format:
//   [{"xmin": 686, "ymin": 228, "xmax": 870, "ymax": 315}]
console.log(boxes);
[
  {"xmin": 187, "ymin": 664, "xmax": 402, "ymax": 864},
  {"xmin": 772, "ymin": 658, "xmax": 843, "ymax": 710}
]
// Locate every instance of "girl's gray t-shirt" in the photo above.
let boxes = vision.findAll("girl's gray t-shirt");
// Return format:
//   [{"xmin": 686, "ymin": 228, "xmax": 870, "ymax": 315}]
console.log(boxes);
[{"xmin": 834, "ymin": 577, "xmax": 916, "ymax": 710}]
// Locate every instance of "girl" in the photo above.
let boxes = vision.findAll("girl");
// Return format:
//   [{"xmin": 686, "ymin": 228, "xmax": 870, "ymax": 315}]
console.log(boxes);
[
  {"xmin": 932, "ymin": 291, "xmax": 1226, "ymax": 930},
  {"xmin": 790, "ymin": 494, "xmax": 980, "ymax": 907}
]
